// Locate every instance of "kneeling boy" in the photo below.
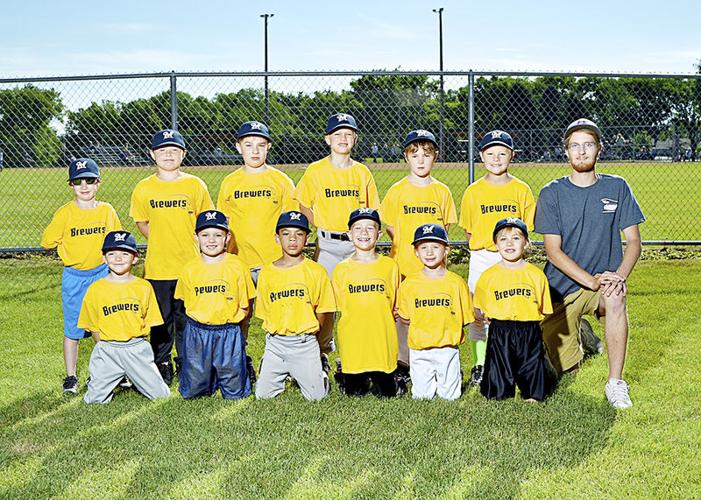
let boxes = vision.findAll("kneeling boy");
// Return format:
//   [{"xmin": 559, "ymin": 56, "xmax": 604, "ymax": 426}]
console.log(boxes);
[
  {"xmin": 175, "ymin": 210, "xmax": 256, "ymax": 400},
  {"xmin": 331, "ymin": 208, "xmax": 401, "ymax": 397},
  {"xmin": 255, "ymin": 211, "xmax": 336, "ymax": 401},
  {"xmin": 80, "ymin": 231, "xmax": 170, "ymax": 404}
]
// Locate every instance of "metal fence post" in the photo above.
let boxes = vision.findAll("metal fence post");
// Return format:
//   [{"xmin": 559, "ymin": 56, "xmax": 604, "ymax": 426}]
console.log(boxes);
[
  {"xmin": 467, "ymin": 70, "xmax": 475, "ymax": 184},
  {"xmin": 170, "ymin": 71, "xmax": 178, "ymax": 131}
]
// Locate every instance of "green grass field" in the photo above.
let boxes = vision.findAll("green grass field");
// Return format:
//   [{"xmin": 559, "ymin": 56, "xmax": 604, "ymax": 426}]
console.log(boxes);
[
  {"xmin": 0, "ymin": 256, "xmax": 699, "ymax": 497},
  {"xmin": 1, "ymin": 161, "xmax": 700, "ymax": 249}
]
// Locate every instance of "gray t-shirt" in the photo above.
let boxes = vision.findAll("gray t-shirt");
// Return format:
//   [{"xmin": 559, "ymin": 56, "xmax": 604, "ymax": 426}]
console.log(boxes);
[{"xmin": 534, "ymin": 174, "xmax": 645, "ymax": 302}]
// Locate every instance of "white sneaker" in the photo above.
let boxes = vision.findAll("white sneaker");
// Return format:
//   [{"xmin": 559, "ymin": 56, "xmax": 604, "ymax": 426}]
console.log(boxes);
[{"xmin": 605, "ymin": 379, "xmax": 633, "ymax": 409}]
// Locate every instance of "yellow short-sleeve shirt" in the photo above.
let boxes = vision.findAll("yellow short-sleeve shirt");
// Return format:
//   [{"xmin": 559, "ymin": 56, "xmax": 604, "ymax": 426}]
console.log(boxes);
[
  {"xmin": 458, "ymin": 176, "xmax": 535, "ymax": 251},
  {"xmin": 380, "ymin": 177, "xmax": 457, "ymax": 277},
  {"xmin": 255, "ymin": 258, "xmax": 336, "ymax": 335},
  {"xmin": 129, "ymin": 173, "xmax": 214, "ymax": 280},
  {"xmin": 41, "ymin": 201, "xmax": 122, "ymax": 270},
  {"xmin": 174, "ymin": 254, "xmax": 256, "ymax": 325},
  {"xmin": 216, "ymin": 166, "xmax": 297, "ymax": 269},
  {"xmin": 331, "ymin": 255, "xmax": 400, "ymax": 374},
  {"xmin": 78, "ymin": 277, "xmax": 163, "ymax": 342},
  {"xmin": 397, "ymin": 270, "xmax": 474, "ymax": 350},
  {"xmin": 473, "ymin": 262, "xmax": 553, "ymax": 321},
  {"xmin": 293, "ymin": 157, "xmax": 380, "ymax": 232}
]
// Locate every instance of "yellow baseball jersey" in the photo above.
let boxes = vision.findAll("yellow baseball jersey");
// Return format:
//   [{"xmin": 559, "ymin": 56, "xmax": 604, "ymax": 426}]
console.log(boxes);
[
  {"xmin": 397, "ymin": 271, "xmax": 474, "ymax": 350},
  {"xmin": 331, "ymin": 256, "xmax": 400, "ymax": 374},
  {"xmin": 380, "ymin": 177, "xmax": 457, "ymax": 276},
  {"xmin": 217, "ymin": 166, "xmax": 297, "ymax": 269},
  {"xmin": 41, "ymin": 201, "xmax": 122, "ymax": 270},
  {"xmin": 293, "ymin": 156, "xmax": 380, "ymax": 232},
  {"xmin": 473, "ymin": 262, "xmax": 553, "ymax": 321},
  {"xmin": 255, "ymin": 258, "xmax": 336, "ymax": 335},
  {"xmin": 78, "ymin": 277, "xmax": 163, "ymax": 341},
  {"xmin": 129, "ymin": 173, "xmax": 214, "ymax": 280},
  {"xmin": 174, "ymin": 254, "xmax": 256, "ymax": 325},
  {"xmin": 458, "ymin": 176, "xmax": 535, "ymax": 251}
]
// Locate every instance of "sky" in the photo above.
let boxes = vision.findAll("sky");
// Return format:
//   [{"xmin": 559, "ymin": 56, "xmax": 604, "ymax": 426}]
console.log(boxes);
[{"xmin": 1, "ymin": 0, "xmax": 700, "ymax": 78}]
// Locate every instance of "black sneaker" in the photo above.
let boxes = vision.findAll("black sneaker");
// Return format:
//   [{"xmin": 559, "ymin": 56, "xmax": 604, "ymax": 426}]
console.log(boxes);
[
  {"xmin": 468, "ymin": 365, "xmax": 484, "ymax": 387},
  {"xmin": 118, "ymin": 376, "xmax": 133, "ymax": 389},
  {"xmin": 394, "ymin": 363, "xmax": 411, "ymax": 387},
  {"xmin": 333, "ymin": 358, "xmax": 346, "ymax": 394},
  {"xmin": 580, "ymin": 319, "xmax": 604, "ymax": 357},
  {"xmin": 158, "ymin": 362, "xmax": 174, "ymax": 386},
  {"xmin": 246, "ymin": 355, "xmax": 257, "ymax": 384},
  {"xmin": 63, "ymin": 375, "xmax": 78, "ymax": 395},
  {"xmin": 320, "ymin": 354, "xmax": 331, "ymax": 375}
]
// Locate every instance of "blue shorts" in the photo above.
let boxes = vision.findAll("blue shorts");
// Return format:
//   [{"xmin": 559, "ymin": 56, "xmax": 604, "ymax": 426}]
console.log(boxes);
[
  {"xmin": 62, "ymin": 264, "xmax": 109, "ymax": 340},
  {"xmin": 179, "ymin": 318, "xmax": 252, "ymax": 400}
]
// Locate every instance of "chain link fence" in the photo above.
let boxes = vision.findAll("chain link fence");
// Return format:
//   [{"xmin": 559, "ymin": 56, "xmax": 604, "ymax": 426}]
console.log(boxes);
[{"xmin": 1, "ymin": 70, "xmax": 700, "ymax": 251}]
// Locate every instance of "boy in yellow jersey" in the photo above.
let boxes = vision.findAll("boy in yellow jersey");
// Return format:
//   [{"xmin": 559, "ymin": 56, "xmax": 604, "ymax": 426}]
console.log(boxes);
[
  {"xmin": 294, "ymin": 113, "xmax": 380, "ymax": 278},
  {"xmin": 474, "ymin": 218, "xmax": 555, "ymax": 401},
  {"xmin": 174, "ymin": 211, "xmax": 256, "ymax": 400},
  {"xmin": 458, "ymin": 130, "xmax": 535, "ymax": 388},
  {"xmin": 79, "ymin": 231, "xmax": 170, "ymax": 404},
  {"xmin": 331, "ymin": 208, "xmax": 401, "ymax": 397},
  {"xmin": 217, "ymin": 121, "xmax": 297, "ymax": 284},
  {"xmin": 130, "ymin": 129, "xmax": 214, "ymax": 385},
  {"xmin": 397, "ymin": 224, "xmax": 474, "ymax": 400},
  {"xmin": 41, "ymin": 158, "xmax": 122, "ymax": 395},
  {"xmin": 255, "ymin": 211, "xmax": 336, "ymax": 401},
  {"xmin": 380, "ymin": 129, "xmax": 457, "ymax": 381}
]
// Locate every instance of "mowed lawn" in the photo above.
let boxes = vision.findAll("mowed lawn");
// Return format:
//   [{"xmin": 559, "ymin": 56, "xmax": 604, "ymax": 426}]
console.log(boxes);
[
  {"xmin": 0, "ymin": 256, "xmax": 700, "ymax": 497},
  {"xmin": 1, "ymin": 161, "xmax": 700, "ymax": 249}
]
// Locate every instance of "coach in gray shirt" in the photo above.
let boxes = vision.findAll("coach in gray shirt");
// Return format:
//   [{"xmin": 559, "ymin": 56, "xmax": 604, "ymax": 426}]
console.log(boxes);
[{"xmin": 534, "ymin": 119, "xmax": 644, "ymax": 409}]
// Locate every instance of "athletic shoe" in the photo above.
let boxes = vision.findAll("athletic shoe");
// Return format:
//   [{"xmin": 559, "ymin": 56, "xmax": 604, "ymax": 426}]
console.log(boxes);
[
  {"xmin": 395, "ymin": 363, "xmax": 411, "ymax": 388},
  {"xmin": 63, "ymin": 375, "xmax": 78, "ymax": 395},
  {"xmin": 118, "ymin": 376, "xmax": 133, "ymax": 389},
  {"xmin": 605, "ymin": 379, "xmax": 633, "ymax": 409},
  {"xmin": 320, "ymin": 354, "xmax": 331, "ymax": 375},
  {"xmin": 158, "ymin": 362, "xmax": 174, "ymax": 386},
  {"xmin": 580, "ymin": 319, "xmax": 604, "ymax": 356},
  {"xmin": 246, "ymin": 355, "xmax": 257, "ymax": 384},
  {"xmin": 468, "ymin": 365, "xmax": 484, "ymax": 387},
  {"xmin": 333, "ymin": 358, "xmax": 345, "ymax": 394}
]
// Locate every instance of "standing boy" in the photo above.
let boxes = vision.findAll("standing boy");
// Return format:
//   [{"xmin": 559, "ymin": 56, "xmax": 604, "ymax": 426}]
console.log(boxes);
[
  {"xmin": 535, "ymin": 119, "xmax": 644, "ymax": 409},
  {"xmin": 80, "ymin": 231, "xmax": 170, "ymax": 404},
  {"xmin": 41, "ymin": 158, "xmax": 122, "ymax": 394},
  {"xmin": 254, "ymin": 211, "xmax": 336, "ymax": 401},
  {"xmin": 331, "ymin": 208, "xmax": 401, "ymax": 397},
  {"xmin": 474, "ymin": 218, "xmax": 554, "ymax": 402},
  {"xmin": 129, "ymin": 129, "xmax": 214, "ymax": 384},
  {"xmin": 175, "ymin": 210, "xmax": 255, "ymax": 400},
  {"xmin": 458, "ymin": 130, "xmax": 535, "ymax": 387},
  {"xmin": 380, "ymin": 129, "xmax": 457, "ymax": 377},
  {"xmin": 397, "ymin": 224, "xmax": 474, "ymax": 400}
]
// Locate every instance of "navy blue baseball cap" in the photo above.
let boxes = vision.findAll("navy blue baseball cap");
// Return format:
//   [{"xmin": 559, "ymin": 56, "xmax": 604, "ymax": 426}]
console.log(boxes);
[
  {"xmin": 326, "ymin": 113, "xmax": 358, "ymax": 134},
  {"xmin": 348, "ymin": 207, "xmax": 381, "ymax": 229},
  {"xmin": 68, "ymin": 158, "xmax": 100, "ymax": 181},
  {"xmin": 479, "ymin": 130, "xmax": 514, "ymax": 151},
  {"xmin": 237, "ymin": 121, "xmax": 272, "ymax": 142},
  {"xmin": 102, "ymin": 231, "xmax": 138, "ymax": 254},
  {"xmin": 492, "ymin": 217, "xmax": 529, "ymax": 241},
  {"xmin": 196, "ymin": 210, "xmax": 229, "ymax": 233},
  {"xmin": 564, "ymin": 118, "xmax": 602, "ymax": 143},
  {"xmin": 276, "ymin": 211, "xmax": 311, "ymax": 233},
  {"xmin": 412, "ymin": 223, "xmax": 449, "ymax": 246},
  {"xmin": 151, "ymin": 129, "xmax": 186, "ymax": 150},
  {"xmin": 403, "ymin": 129, "xmax": 438, "ymax": 149}
]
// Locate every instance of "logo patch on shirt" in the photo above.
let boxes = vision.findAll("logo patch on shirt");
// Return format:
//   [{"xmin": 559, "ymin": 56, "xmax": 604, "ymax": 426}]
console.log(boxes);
[{"xmin": 601, "ymin": 198, "xmax": 618, "ymax": 214}]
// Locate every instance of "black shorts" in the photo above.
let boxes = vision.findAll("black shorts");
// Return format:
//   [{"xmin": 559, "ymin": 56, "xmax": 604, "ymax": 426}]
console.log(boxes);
[
  {"xmin": 480, "ymin": 320, "xmax": 556, "ymax": 401},
  {"xmin": 343, "ymin": 371, "xmax": 399, "ymax": 398}
]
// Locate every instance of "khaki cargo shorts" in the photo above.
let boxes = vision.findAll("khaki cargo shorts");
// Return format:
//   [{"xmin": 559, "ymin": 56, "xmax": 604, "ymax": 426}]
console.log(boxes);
[{"xmin": 541, "ymin": 288, "xmax": 602, "ymax": 373}]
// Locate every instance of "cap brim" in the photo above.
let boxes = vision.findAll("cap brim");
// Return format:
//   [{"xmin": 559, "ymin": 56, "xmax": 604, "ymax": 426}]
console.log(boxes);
[
  {"xmin": 480, "ymin": 140, "xmax": 514, "ymax": 151},
  {"xmin": 196, "ymin": 223, "xmax": 229, "ymax": 233},
  {"xmin": 152, "ymin": 141, "xmax": 186, "ymax": 150},
  {"xmin": 237, "ymin": 132, "xmax": 272, "ymax": 142},
  {"xmin": 565, "ymin": 125, "xmax": 601, "ymax": 140},
  {"xmin": 348, "ymin": 215, "xmax": 380, "ymax": 228},
  {"xmin": 276, "ymin": 223, "xmax": 310, "ymax": 233},
  {"xmin": 103, "ymin": 244, "xmax": 138, "ymax": 254},
  {"xmin": 68, "ymin": 172, "xmax": 100, "ymax": 181},
  {"xmin": 412, "ymin": 236, "xmax": 449, "ymax": 246},
  {"xmin": 326, "ymin": 124, "xmax": 358, "ymax": 134}
]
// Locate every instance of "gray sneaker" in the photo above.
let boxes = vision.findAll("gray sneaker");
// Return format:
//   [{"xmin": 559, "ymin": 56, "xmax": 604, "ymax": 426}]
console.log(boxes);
[
  {"xmin": 605, "ymin": 379, "xmax": 633, "ymax": 409},
  {"xmin": 580, "ymin": 319, "xmax": 604, "ymax": 356}
]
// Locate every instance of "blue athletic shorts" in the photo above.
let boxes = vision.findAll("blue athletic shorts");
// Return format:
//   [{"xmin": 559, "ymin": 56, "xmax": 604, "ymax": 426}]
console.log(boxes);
[
  {"xmin": 62, "ymin": 264, "xmax": 108, "ymax": 340},
  {"xmin": 179, "ymin": 318, "xmax": 252, "ymax": 400}
]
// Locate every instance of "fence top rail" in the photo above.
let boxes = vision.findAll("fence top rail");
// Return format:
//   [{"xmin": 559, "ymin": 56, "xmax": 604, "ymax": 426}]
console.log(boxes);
[{"xmin": 1, "ymin": 69, "xmax": 700, "ymax": 84}]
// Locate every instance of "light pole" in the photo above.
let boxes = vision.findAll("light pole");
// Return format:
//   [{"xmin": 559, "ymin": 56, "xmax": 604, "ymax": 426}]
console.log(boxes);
[
  {"xmin": 260, "ymin": 13, "xmax": 274, "ymax": 125},
  {"xmin": 432, "ymin": 7, "xmax": 445, "ymax": 156}
]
